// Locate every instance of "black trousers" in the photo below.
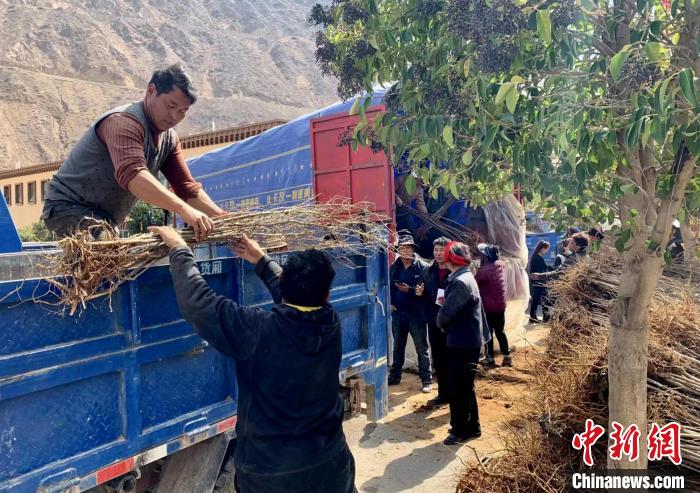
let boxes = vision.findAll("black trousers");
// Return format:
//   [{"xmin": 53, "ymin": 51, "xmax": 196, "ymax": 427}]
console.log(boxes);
[
  {"xmin": 485, "ymin": 311, "xmax": 509, "ymax": 358},
  {"xmin": 234, "ymin": 445, "xmax": 357, "ymax": 493},
  {"xmin": 447, "ymin": 346, "xmax": 481, "ymax": 436},
  {"xmin": 390, "ymin": 311, "xmax": 431, "ymax": 384},
  {"xmin": 428, "ymin": 324, "xmax": 448, "ymax": 398},
  {"xmin": 530, "ymin": 285, "xmax": 549, "ymax": 319}
]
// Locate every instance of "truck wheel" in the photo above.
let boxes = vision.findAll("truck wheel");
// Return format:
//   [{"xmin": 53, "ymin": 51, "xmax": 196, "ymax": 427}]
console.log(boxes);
[{"xmin": 213, "ymin": 439, "xmax": 236, "ymax": 493}]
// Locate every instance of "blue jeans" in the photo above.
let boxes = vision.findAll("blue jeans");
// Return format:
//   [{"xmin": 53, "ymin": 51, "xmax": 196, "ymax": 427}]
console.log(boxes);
[{"xmin": 390, "ymin": 311, "xmax": 431, "ymax": 384}]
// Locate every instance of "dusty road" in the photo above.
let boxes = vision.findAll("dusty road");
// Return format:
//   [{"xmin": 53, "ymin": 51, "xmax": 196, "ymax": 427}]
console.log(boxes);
[{"xmin": 344, "ymin": 321, "xmax": 550, "ymax": 493}]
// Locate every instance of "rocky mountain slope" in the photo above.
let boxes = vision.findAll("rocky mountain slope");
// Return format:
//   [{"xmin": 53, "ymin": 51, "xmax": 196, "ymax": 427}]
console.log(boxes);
[{"xmin": 0, "ymin": 0, "xmax": 336, "ymax": 169}]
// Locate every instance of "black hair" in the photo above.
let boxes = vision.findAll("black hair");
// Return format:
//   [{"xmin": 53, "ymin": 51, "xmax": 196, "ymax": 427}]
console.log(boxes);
[
  {"xmin": 588, "ymin": 227, "xmax": 604, "ymax": 240},
  {"xmin": 446, "ymin": 241, "xmax": 471, "ymax": 267},
  {"xmin": 534, "ymin": 240, "xmax": 550, "ymax": 255},
  {"xmin": 480, "ymin": 244, "xmax": 501, "ymax": 263},
  {"xmin": 433, "ymin": 236, "xmax": 450, "ymax": 247},
  {"xmin": 149, "ymin": 64, "xmax": 198, "ymax": 104},
  {"xmin": 279, "ymin": 249, "xmax": 335, "ymax": 306},
  {"xmin": 571, "ymin": 232, "xmax": 589, "ymax": 252}
]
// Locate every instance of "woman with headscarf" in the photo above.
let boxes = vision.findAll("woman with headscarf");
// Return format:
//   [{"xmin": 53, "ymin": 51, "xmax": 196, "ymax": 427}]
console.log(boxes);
[
  {"xmin": 475, "ymin": 243, "xmax": 511, "ymax": 367},
  {"xmin": 437, "ymin": 241, "xmax": 491, "ymax": 445}
]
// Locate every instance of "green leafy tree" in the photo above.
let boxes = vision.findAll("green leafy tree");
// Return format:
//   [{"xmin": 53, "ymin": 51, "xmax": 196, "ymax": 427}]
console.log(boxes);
[
  {"xmin": 311, "ymin": 0, "xmax": 699, "ymax": 469},
  {"xmin": 126, "ymin": 201, "xmax": 165, "ymax": 236},
  {"xmin": 18, "ymin": 220, "xmax": 55, "ymax": 242}
]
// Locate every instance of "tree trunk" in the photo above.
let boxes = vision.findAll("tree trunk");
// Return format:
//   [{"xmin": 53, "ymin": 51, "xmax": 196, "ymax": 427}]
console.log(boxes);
[
  {"xmin": 608, "ymin": 247, "xmax": 664, "ymax": 470},
  {"xmin": 608, "ymin": 152, "xmax": 695, "ymax": 470},
  {"xmin": 680, "ymin": 219, "xmax": 697, "ymax": 263}
]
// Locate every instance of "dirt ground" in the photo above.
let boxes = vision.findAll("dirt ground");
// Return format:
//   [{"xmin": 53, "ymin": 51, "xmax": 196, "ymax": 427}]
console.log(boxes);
[{"xmin": 344, "ymin": 319, "xmax": 550, "ymax": 493}]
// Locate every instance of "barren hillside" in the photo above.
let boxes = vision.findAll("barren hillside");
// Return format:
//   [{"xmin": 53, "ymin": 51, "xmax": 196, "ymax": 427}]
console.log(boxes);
[{"xmin": 0, "ymin": 0, "xmax": 336, "ymax": 169}]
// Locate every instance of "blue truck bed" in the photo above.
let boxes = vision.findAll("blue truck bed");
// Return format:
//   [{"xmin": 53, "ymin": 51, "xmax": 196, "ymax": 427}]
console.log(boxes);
[{"xmin": 0, "ymin": 247, "xmax": 389, "ymax": 492}]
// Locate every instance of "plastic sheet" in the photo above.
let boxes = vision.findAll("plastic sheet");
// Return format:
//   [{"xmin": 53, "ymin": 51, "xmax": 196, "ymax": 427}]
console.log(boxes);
[
  {"xmin": 502, "ymin": 257, "xmax": 530, "ymax": 301},
  {"xmin": 482, "ymin": 195, "xmax": 530, "ymax": 301},
  {"xmin": 483, "ymin": 195, "xmax": 528, "ymax": 264}
]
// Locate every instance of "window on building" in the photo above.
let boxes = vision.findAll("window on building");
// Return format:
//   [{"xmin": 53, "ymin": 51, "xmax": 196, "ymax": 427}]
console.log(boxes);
[
  {"xmin": 28, "ymin": 181, "xmax": 37, "ymax": 204},
  {"xmin": 15, "ymin": 183, "xmax": 23, "ymax": 205},
  {"xmin": 41, "ymin": 180, "xmax": 49, "ymax": 202},
  {"xmin": 2, "ymin": 185, "xmax": 10, "ymax": 206}
]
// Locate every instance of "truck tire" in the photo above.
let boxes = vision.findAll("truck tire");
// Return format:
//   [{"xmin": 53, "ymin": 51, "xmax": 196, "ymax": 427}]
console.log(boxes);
[{"xmin": 213, "ymin": 452, "xmax": 235, "ymax": 493}]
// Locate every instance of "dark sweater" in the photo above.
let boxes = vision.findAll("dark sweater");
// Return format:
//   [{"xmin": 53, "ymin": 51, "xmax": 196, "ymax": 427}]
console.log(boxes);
[
  {"xmin": 436, "ymin": 267, "xmax": 491, "ymax": 349},
  {"xmin": 528, "ymin": 254, "xmax": 549, "ymax": 288},
  {"xmin": 420, "ymin": 261, "xmax": 450, "ymax": 327},
  {"xmin": 474, "ymin": 260, "xmax": 507, "ymax": 313},
  {"xmin": 168, "ymin": 247, "xmax": 347, "ymax": 475}
]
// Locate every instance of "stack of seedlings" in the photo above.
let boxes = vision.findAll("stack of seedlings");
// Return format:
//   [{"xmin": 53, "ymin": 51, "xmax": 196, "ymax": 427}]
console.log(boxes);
[
  {"xmin": 44, "ymin": 199, "xmax": 390, "ymax": 315},
  {"xmin": 458, "ymin": 251, "xmax": 699, "ymax": 492}
]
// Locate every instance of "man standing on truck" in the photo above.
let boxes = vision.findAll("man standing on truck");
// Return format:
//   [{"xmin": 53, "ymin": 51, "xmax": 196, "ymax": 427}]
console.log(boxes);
[
  {"xmin": 149, "ymin": 226, "xmax": 357, "ymax": 493},
  {"xmin": 42, "ymin": 64, "xmax": 223, "ymax": 240}
]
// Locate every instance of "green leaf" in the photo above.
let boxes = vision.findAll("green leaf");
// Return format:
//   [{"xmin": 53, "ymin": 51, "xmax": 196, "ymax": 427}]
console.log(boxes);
[
  {"xmin": 679, "ymin": 68, "xmax": 697, "ymax": 106},
  {"xmin": 626, "ymin": 120, "xmax": 641, "ymax": 149},
  {"xmin": 405, "ymin": 173, "xmax": 416, "ymax": 196},
  {"xmin": 610, "ymin": 46, "xmax": 631, "ymax": 81},
  {"xmin": 416, "ymin": 143, "xmax": 430, "ymax": 161},
  {"xmin": 644, "ymin": 42, "xmax": 667, "ymax": 61},
  {"xmin": 349, "ymin": 98, "xmax": 361, "ymax": 116},
  {"xmin": 615, "ymin": 228, "xmax": 632, "ymax": 253},
  {"xmin": 462, "ymin": 149, "xmax": 473, "ymax": 167},
  {"xmin": 495, "ymin": 83, "xmax": 514, "ymax": 106},
  {"xmin": 664, "ymin": 249, "xmax": 673, "ymax": 265},
  {"xmin": 449, "ymin": 176, "xmax": 460, "ymax": 198},
  {"xmin": 659, "ymin": 76, "xmax": 671, "ymax": 115},
  {"xmin": 620, "ymin": 184, "xmax": 638, "ymax": 194},
  {"xmin": 536, "ymin": 10, "xmax": 552, "ymax": 45},
  {"xmin": 511, "ymin": 75, "xmax": 525, "ymax": 84},
  {"xmin": 580, "ymin": 0, "xmax": 596, "ymax": 10},
  {"xmin": 367, "ymin": 35, "xmax": 379, "ymax": 50},
  {"xmin": 506, "ymin": 86, "xmax": 520, "ymax": 113},
  {"xmin": 442, "ymin": 124, "xmax": 454, "ymax": 147},
  {"xmin": 463, "ymin": 59, "xmax": 470, "ymax": 77}
]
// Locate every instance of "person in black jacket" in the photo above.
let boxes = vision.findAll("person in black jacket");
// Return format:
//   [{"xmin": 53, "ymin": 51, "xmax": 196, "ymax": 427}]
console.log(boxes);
[
  {"xmin": 527, "ymin": 240, "xmax": 550, "ymax": 323},
  {"xmin": 420, "ymin": 236, "xmax": 452, "ymax": 406},
  {"xmin": 149, "ymin": 226, "xmax": 356, "ymax": 493},
  {"xmin": 532, "ymin": 233, "xmax": 589, "ymax": 283},
  {"xmin": 437, "ymin": 241, "xmax": 491, "ymax": 445},
  {"xmin": 389, "ymin": 232, "xmax": 431, "ymax": 391}
]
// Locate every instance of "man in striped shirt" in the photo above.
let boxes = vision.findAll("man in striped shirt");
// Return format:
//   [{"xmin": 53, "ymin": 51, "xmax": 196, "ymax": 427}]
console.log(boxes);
[{"xmin": 42, "ymin": 64, "xmax": 223, "ymax": 240}]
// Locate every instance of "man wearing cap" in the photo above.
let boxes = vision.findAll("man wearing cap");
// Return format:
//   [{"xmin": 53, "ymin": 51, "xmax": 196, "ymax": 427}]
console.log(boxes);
[{"xmin": 388, "ymin": 231, "xmax": 432, "ymax": 392}]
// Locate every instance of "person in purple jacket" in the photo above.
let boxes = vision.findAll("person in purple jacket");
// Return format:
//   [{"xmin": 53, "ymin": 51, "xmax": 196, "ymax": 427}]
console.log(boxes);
[{"xmin": 475, "ymin": 243, "xmax": 511, "ymax": 368}]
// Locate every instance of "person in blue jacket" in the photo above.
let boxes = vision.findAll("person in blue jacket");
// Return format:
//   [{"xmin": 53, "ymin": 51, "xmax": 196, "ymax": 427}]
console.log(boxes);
[
  {"xmin": 150, "ymin": 226, "xmax": 356, "ymax": 493},
  {"xmin": 388, "ymin": 231, "xmax": 431, "ymax": 391}
]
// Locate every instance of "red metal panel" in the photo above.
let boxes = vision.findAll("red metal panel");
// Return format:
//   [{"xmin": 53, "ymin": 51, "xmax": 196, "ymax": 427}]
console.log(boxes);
[{"xmin": 310, "ymin": 106, "xmax": 395, "ymax": 221}]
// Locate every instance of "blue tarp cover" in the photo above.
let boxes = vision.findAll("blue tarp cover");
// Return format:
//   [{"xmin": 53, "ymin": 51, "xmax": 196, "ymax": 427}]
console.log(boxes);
[{"xmin": 187, "ymin": 91, "xmax": 386, "ymax": 211}]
